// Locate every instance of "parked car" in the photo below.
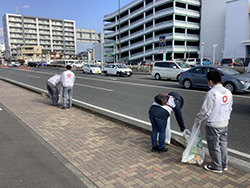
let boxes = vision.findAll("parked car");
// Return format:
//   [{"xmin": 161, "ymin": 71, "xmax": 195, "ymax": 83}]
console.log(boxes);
[
  {"xmin": 82, "ymin": 64, "xmax": 101, "ymax": 74},
  {"xmin": 151, "ymin": 60, "xmax": 190, "ymax": 81},
  {"xmin": 196, "ymin": 58, "xmax": 212, "ymax": 66},
  {"xmin": 179, "ymin": 66, "xmax": 250, "ymax": 93},
  {"xmin": 71, "ymin": 61, "xmax": 84, "ymax": 68},
  {"xmin": 28, "ymin": 61, "xmax": 40, "ymax": 67},
  {"xmin": 219, "ymin": 58, "xmax": 244, "ymax": 67},
  {"xmin": 103, "ymin": 63, "xmax": 132, "ymax": 77},
  {"xmin": 184, "ymin": 58, "xmax": 197, "ymax": 66}
]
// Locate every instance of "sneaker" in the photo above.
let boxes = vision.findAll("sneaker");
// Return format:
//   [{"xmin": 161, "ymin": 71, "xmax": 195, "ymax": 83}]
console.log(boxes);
[
  {"xmin": 223, "ymin": 167, "xmax": 228, "ymax": 171},
  {"xmin": 151, "ymin": 146, "xmax": 159, "ymax": 152},
  {"xmin": 204, "ymin": 165, "xmax": 222, "ymax": 173},
  {"xmin": 61, "ymin": 106, "xmax": 66, "ymax": 109},
  {"xmin": 158, "ymin": 147, "xmax": 168, "ymax": 153}
]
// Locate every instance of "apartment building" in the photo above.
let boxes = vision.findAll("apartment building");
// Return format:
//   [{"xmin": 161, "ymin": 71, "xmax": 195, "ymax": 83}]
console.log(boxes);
[
  {"xmin": 16, "ymin": 45, "xmax": 42, "ymax": 61},
  {"xmin": 2, "ymin": 13, "xmax": 76, "ymax": 59},
  {"xmin": 103, "ymin": 0, "xmax": 201, "ymax": 62}
]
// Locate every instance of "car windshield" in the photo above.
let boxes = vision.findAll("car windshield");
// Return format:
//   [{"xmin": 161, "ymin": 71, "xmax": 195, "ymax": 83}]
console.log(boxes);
[
  {"xmin": 90, "ymin": 64, "xmax": 99, "ymax": 67},
  {"xmin": 176, "ymin": 61, "xmax": 190, "ymax": 68},
  {"xmin": 217, "ymin": 68, "xmax": 240, "ymax": 75},
  {"xmin": 116, "ymin": 64, "xmax": 127, "ymax": 68}
]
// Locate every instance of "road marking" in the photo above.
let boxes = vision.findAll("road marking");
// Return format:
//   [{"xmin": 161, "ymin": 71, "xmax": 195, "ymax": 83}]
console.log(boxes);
[
  {"xmin": 0, "ymin": 108, "xmax": 2, "ymax": 111},
  {"xmin": 26, "ymin": 74, "xmax": 40, "ymax": 78},
  {"xmin": 75, "ymin": 83, "xmax": 113, "ymax": 92}
]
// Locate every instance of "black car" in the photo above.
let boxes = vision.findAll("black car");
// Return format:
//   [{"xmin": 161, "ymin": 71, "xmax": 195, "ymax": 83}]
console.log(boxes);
[{"xmin": 28, "ymin": 62, "xmax": 40, "ymax": 67}]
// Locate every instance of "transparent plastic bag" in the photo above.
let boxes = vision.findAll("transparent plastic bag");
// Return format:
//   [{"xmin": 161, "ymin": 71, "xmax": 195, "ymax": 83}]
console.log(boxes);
[
  {"xmin": 181, "ymin": 123, "xmax": 204, "ymax": 165},
  {"xmin": 157, "ymin": 117, "xmax": 171, "ymax": 144}
]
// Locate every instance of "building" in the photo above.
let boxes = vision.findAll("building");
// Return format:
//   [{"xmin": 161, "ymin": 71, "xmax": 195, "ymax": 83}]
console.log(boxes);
[
  {"xmin": 224, "ymin": 0, "xmax": 250, "ymax": 59},
  {"xmin": 16, "ymin": 45, "xmax": 42, "ymax": 61},
  {"xmin": 103, "ymin": 0, "xmax": 201, "ymax": 63},
  {"xmin": 200, "ymin": 0, "xmax": 227, "ymax": 63},
  {"xmin": 76, "ymin": 28, "xmax": 104, "ymax": 62},
  {"xmin": 2, "ymin": 13, "xmax": 76, "ymax": 60}
]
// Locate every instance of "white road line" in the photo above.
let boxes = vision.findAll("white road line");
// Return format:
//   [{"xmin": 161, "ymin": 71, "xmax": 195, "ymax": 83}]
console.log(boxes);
[
  {"xmin": 75, "ymin": 83, "xmax": 113, "ymax": 92},
  {"xmin": 26, "ymin": 74, "xmax": 40, "ymax": 79}
]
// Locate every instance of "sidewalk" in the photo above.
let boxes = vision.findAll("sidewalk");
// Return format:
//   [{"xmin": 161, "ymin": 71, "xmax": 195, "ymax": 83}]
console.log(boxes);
[{"xmin": 0, "ymin": 80, "xmax": 250, "ymax": 188}]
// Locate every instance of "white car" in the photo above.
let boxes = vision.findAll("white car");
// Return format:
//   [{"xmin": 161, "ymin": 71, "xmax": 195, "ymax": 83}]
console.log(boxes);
[
  {"xmin": 82, "ymin": 64, "xmax": 101, "ymax": 74},
  {"xmin": 71, "ymin": 61, "xmax": 84, "ymax": 68},
  {"xmin": 103, "ymin": 63, "xmax": 132, "ymax": 77},
  {"xmin": 151, "ymin": 60, "xmax": 190, "ymax": 81}
]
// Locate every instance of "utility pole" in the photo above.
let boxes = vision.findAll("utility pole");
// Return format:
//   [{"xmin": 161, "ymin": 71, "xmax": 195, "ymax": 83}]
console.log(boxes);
[{"xmin": 118, "ymin": 0, "xmax": 121, "ymax": 63}]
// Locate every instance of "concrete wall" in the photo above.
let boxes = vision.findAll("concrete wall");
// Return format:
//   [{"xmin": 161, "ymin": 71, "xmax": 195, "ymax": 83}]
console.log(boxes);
[
  {"xmin": 223, "ymin": 0, "xmax": 249, "ymax": 58},
  {"xmin": 200, "ymin": 0, "xmax": 227, "ymax": 63}
]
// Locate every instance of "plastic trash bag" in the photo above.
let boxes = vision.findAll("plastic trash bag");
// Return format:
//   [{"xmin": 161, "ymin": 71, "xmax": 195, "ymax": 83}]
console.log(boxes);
[
  {"xmin": 157, "ymin": 117, "xmax": 171, "ymax": 144},
  {"xmin": 181, "ymin": 123, "xmax": 204, "ymax": 165},
  {"xmin": 58, "ymin": 85, "xmax": 63, "ymax": 104}
]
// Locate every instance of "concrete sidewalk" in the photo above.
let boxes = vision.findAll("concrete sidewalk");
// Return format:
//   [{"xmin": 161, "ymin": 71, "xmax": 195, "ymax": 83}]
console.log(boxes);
[{"xmin": 0, "ymin": 80, "xmax": 250, "ymax": 188}]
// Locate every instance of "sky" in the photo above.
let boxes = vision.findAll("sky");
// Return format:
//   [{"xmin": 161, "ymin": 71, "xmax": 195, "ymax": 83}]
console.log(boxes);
[{"xmin": 0, "ymin": 0, "xmax": 134, "ymax": 43}]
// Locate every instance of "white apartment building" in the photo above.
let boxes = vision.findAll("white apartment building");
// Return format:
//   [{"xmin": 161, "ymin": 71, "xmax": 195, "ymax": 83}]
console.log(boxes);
[
  {"xmin": 103, "ymin": 0, "xmax": 201, "ymax": 63},
  {"xmin": 2, "ymin": 13, "xmax": 76, "ymax": 59}
]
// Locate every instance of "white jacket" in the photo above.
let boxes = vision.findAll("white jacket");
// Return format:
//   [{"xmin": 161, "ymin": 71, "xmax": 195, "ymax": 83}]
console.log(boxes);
[
  {"xmin": 48, "ymin": 74, "xmax": 61, "ymax": 85},
  {"xmin": 61, "ymin": 70, "xmax": 75, "ymax": 87},
  {"xmin": 195, "ymin": 84, "xmax": 233, "ymax": 128}
]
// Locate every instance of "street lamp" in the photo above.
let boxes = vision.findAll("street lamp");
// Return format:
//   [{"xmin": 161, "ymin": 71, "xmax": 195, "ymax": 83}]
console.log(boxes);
[
  {"xmin": 212, "ymin": 44, "xmax": 217, "ymax": 64},
  {"xmin": 201, "ymin": 41, "xmax": 204, "ymax": 65}
]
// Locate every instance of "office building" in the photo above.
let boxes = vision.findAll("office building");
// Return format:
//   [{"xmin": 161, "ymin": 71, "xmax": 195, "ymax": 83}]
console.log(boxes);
[
  {"xmin": 2, "ymin": 13, "xmax": 76, "ymax": 59},
  {"xmin": 103, "ymin": 0, "xmax": 201, "ymax": 63},
  {"xmin": 224, "ymin": 0, "xmax": 250, "ymax": 59},
  {"xmin": 76, "ymin": 29, "xmax": 104, "ymax": 62}
]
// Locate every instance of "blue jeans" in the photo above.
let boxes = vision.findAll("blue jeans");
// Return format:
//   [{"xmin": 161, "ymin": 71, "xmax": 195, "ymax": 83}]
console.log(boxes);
[
  {"xmin": 149, "ymin": 114, "xmax": 168, "ymax": 149},
  {"xmin": 62, "ymin": 86, "xmax": 73, "ymax": 108}
]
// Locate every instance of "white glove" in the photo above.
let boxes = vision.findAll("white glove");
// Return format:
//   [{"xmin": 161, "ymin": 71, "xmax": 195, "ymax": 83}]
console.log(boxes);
[{"xmin": 182, "ymin": 129, "xmax": 191, "ymax": 142}]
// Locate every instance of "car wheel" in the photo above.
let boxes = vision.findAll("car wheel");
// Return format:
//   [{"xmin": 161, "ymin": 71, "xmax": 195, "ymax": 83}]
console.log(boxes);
[
  {"xmin": 183, "ymin": 79, "xmax": 192, "ymax": 89},
  {"xmin": 104, "ymin": 71, "xmax": 108, "ymax": 76},
  {"xmin": 116, "ymin": 72, "xmax": 121, "ymax": 77},
  {"xmin": 90, "ymin": 70, "xmax": 93, "ymax": 74},
  {"xmin": 223, "ymin": 82, "xmax": 235, "ymax": 93},
  {"xmin": 154, "ymin": 73, "xmax": 161, "ymax": 80}
]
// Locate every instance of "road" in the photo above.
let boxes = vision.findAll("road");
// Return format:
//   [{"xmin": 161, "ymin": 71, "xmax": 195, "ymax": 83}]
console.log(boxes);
[{"xmin": 1, "ymin": 66, "xmax": 250, "ymax": 163}]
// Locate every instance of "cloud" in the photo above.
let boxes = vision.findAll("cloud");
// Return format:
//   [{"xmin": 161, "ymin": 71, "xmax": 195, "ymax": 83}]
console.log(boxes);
[{"xmin": 23, "ymin": 5, "xmax": 30, "ymax": 9}]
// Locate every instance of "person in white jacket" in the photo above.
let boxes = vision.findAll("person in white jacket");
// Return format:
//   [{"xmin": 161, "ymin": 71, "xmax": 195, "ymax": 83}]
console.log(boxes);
[
  {"xmin": 46, "ymin": 74, "xmax": 61, "ymax": 106},
  {"xmin": 61, "ymin": 65, "xmax": 75, "ymax": 109},
  {"xmin": 194, "ymin": 69, "xmax": 233, "ymax": 173}
]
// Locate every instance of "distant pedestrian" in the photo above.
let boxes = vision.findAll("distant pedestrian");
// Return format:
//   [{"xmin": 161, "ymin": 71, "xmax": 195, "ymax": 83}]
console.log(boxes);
[
  {"xmin": 46, "ymin": 74, "xmax": 61, "ymax": 106},
  {"xmin": 61, "ymin": 65, "xmax": 75, "ymax": 109},
  {"xmin": 194, "ymin": 69, "xmax": 233, "ymax": 173},
  {"xmin": 148, "ymin": 92, "xmax": 186, "ymax": 153}
]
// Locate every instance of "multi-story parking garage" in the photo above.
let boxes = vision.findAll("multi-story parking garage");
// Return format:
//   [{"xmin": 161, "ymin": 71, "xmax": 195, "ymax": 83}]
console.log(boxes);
[{"xmin": 103, "ymin": 0, "xmax": 201, "ymax": 63}]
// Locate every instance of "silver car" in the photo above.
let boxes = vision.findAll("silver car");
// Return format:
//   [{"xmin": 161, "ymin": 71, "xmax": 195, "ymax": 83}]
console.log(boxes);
[{"xmin": 179, "ymin": 66, "xmax": 250, "ymax": 93}]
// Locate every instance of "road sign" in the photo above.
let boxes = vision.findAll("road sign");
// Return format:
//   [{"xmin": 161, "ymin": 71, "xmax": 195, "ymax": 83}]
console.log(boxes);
[{"xmin": 159, "ymin": 36, "xmax": 166, "ymax": 45}]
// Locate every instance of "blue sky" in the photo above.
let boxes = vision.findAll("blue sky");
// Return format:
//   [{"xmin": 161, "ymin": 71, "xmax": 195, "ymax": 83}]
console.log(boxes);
[{"xmin": 0, "ymin": 0, "xmax": 133, "ymax": 43}]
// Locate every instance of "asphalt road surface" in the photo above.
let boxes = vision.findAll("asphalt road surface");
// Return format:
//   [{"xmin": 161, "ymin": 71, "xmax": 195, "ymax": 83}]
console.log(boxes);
[{"xmin": 1, "ymin": 66, "xmax": 250, "ymax": 164}]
